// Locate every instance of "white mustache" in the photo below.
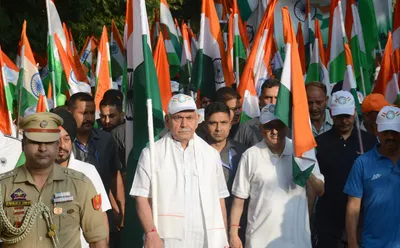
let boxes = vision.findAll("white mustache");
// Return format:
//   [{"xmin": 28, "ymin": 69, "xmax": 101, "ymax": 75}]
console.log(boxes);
[{"xmin": 178, "ymin": 128, "xmax": 192, "ymax": 132}]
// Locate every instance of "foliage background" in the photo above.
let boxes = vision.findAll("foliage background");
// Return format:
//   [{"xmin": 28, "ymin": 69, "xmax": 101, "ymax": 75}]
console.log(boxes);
[{"xmin": 0, "ymin": 0, "xmax": 201, "ymax": 60}]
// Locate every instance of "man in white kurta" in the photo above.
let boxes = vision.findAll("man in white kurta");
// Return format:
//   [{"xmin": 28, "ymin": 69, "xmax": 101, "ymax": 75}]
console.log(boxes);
[
  {"xmin": 0, "ymin": 131, "xmax": 22, "ymax": 174},
  {"xmin": 229, "ymin": 104, "xmax": 325, "ymax": 248},
  {"xmin": 52, "ymin": 107, "xmax": 112, "ymax": 247},
  {"xmin": 130, "ymin": 94, "xmax": 229, "ymax": 248}
]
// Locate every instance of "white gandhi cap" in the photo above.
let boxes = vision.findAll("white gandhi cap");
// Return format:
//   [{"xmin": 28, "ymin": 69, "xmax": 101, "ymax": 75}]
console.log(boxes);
[
  {"xmin": 330, "ymin": 90, "xmax": 355, "ymax": 116},
  {"xmin": 259, "ymin": 104, "xmax": 278, "ymax": 124},
  {"xmin": 376, "ymin": 106, "xmax": 400, "ymax": 133},
  {"xmin": 168, "ymin": 94, "xmax": 197, "ymax": 115}
]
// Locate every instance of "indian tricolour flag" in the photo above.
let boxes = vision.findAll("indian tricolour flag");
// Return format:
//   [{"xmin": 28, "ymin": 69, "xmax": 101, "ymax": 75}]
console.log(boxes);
[
  {"xmin": 19, "ymin": 21, "xmax": 48, "ymax": 113},
  {"xmin": 46, "ymin": 0, "xmax": 68, "ymax": 105},
  {"xmin": 154, "ymin": 32, "xmax": 172, "ymax": 114},
  {"xmin": 122, "ymin": 0, "xmax": 164, "ymax": 246},
  {"xmin": 306, "ymin": 19, "xmax": 330, "ymax": 97},
  {"xmin": 0, "ymin": 46, "xmax": 13, "ymax": 136},
  {"xmin": 53, "ymin": 34, "xmax": 91, "ymax": 95},
  {"xmin": 327, "ymin": 0, "xmax": 346, "ymax": 84},
  {"xmin": 160, "ymin": 0, "xmax": 181, "ymax": 78},
  {"xmin": 372, "ymin": 32, "xmax": 400, "ymax": 104},
  {"xmin": 80, "ymin": 36, "xmax": 98, "ymax": 87},
  {"xmin": 342, "ymin": 43, "xmax": 362, "ymax": 114},
  {"xmin": 227, "ymin": 0, "xmax": 248, "ymax": 85},
  {"xmin": 275, "ymin": 7, "xmax": 317, "ymax": 187},
  {"xmin": 1, "ymin": 50, "xmax": 19, "ymax": 104},
  {"xmin": 179, "ymin": 22, "xmax": 193, "ymax": 86},
  {"xmin": 94, "ymin": 26, "xmax": 116, "ymax": 111},
  {"xmin": 304, "ymin": 0, "xmax": 314, "ymax": 63},
  {"xmin": 111, "ymin": 19, "xmax": 125, "ymax": 84},
  {"xmin": 192, "ymin": 0, "xmax": 234, "ymax": 97},
  {"xmin": 345, "ymin": 0, "xmax": 370, "ymax": 96},
  {"xmin": 238, "ymin": 0, "xmax": 277, "ymax": 123}
]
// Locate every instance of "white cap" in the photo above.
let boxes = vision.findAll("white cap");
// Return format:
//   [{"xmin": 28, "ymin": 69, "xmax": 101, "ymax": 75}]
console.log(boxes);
[
  {"xmin": 376, "ymin": 106, "xmax": 400, "ymax": 133},
  {"xmin": 330, "ymin": 90, "xmax": 355, "ymax": 116},
  {"xmin": 259, "ymin": 104, "xmax": 278, "ymax": 124},
  {"xmin": 168, "ymin": 94, "xmax": 197, "ymax": 115}
]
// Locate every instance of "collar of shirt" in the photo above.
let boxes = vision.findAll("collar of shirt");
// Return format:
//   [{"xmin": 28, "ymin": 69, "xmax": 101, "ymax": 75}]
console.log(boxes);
[
  {"xmin": 371, "ymin": 145, "xmax": 400, "ymax": 166},
  {"xmin": 312, "ymin": 109, "xmax": 333, "ymax": 136},
  {"xmin": 14, "ymin": 164, "xmax": 66, "ymax": 184},
  {"xmin": 329, "ymin": 125, "xmax": 359, "ymax": 140},
  {"xmin": 261, "ymin": 137, "xmax": 292, "ymax": 160}
]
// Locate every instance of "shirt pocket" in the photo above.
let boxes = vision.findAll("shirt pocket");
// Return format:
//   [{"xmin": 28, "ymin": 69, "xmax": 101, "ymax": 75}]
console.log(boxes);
[{"xmin": 53, "ymin": 202, "xmax": 80, "ymax": 238}]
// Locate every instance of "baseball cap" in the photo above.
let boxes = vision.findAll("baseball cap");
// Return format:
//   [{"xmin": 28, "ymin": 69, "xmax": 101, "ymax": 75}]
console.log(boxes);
[
  {"xmin": 168, "ymin": 94, "xmax": 197, "ymax": 115},
  {"xmin": 330, "ymin": 90, "xmax": 355, "ymax": 116},
  {"xmin": 376, "ymin": 106, "xmax": 400, "ymax": 132},
  {"xmin": 21, "ymin": 112, "xmax": 63, "ymax": 142},
  {"xmin": 361, "ymin": 93, "xmax": 391, "ymax": 114},
  {"xmin": 259, "ymin": 104, "xmax": 278, "ymax": 124}
]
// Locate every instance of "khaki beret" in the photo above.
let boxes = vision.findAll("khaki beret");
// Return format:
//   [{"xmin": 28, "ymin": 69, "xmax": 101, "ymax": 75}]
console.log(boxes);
[{"xmin": 21, "ymin": 112, "xmax": 63, "ymax": 142}]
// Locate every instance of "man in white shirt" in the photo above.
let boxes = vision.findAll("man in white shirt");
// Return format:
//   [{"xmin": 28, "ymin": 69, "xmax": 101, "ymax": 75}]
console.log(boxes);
[
  {"xmin": 131, "ymin": 94, "xmax": 230, "ymax": 248},
  {"xmin": 0, "ymin": 131, "xmax": 22, "ymax": 174},
  {"xmin": 229, "ymin": 104, "xmax": 325, "ymax": 248},
  {"xmin": 52, "ymin": 107, "xmax": 112, "ymax": 247}
]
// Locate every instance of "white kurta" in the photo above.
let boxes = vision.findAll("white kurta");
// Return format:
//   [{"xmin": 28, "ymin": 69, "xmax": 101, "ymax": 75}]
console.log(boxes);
[
  {"xmin": 232, "ymin": 138, "xmax": 324, "ymax": 248},
  {"xmin": 130, "ymin": 133, "xmax": 229, "ymax": 248},
  {"xmin": 67, "ymin": 153, "xmax": 112, "ymax": 248},
  {"xmin": 0, "ymin": 133, "xmax": 22, "ymax": 174}
]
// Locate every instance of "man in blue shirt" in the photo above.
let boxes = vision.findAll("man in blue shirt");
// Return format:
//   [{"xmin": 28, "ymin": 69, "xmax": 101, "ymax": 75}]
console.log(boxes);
[{"xmin": 344, "ymin": 106, "xmax": 400, "ymax": 248}]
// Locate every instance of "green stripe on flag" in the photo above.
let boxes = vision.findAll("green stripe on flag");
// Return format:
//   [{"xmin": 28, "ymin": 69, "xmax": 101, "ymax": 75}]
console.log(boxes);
[
  {"xmin": 329, "ymin": 52, "xmax": 346, "ymax": 83},
  {"xmin": 275, "ymin": 85, "xmax": 292, "ymax": 127},
  {"xmin": 237, "ymin": 0, "xmax": 253, "ymax": 21},
  {"xmin": 293, "ymin": 157, "xmax": 315, "ymax": 187},
  {"xmin": 305, "ymin": 62, "xmax": 320, "ymax": 84}
]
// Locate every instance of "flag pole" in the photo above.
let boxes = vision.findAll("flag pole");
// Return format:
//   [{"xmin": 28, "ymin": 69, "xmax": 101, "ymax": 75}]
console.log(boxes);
[
  {"xmin": 355, "ymin": 112, "xmax": 364, "ymax": 154},
  {"xmin": 147, "ymin": 98, "xmax": 158, "ymax": 229}
]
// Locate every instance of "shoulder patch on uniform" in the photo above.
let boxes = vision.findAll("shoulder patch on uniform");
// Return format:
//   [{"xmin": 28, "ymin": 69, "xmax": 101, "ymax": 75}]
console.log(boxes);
[
  {"xmin": 0, "ymin": 170, "xmax": 15, "ymax": 180},
  {"xmin": 63, "ymin": 168, "xmax": 87, "ymax": 181}
]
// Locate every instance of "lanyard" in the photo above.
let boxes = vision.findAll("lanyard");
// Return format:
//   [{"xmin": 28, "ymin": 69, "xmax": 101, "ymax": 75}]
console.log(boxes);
[
  {"xmin": 74, "ymin": 139, "xmax": 99, "ymax": 162},
  {"xmin": 221, "ymin": 149, "xmax": 233, "ymax": 170}
]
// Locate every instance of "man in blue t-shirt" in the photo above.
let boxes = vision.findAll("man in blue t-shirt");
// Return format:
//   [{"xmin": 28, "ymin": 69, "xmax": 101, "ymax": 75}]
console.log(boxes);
[{"xmin": 344, "ymin": 106, "xmax": 400, "ymax": 248}]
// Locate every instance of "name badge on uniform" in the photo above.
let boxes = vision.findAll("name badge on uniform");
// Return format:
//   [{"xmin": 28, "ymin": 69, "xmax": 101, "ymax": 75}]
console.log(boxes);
[
  {"xmin": 13, "ymin": 207, "xmax": 25, "ymax": 215},
  {"xmin": 53, "ymin": 192, "xmax": 73, "ymax": 203},
  {"xmin": 5, "ymin": 188, "xmax": 32, "ymax": 207}
]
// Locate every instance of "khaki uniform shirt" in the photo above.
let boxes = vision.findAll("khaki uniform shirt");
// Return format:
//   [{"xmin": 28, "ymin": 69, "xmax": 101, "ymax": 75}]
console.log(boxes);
[{"xmin": 0, "ymin": 164, "xmax": 108, "ymax": 248}]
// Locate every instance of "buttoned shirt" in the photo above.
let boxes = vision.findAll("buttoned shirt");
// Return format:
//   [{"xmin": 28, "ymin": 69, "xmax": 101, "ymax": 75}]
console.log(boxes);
[
  {"xmin": 312, "ymin": 109, "xmax": 333, "ymax": 137},
  {"xmin": 0, "ymin": 164, "xmax": 107, "ymax": 248},
  {"xmin": 73, "ymin": 128, "xmax": 121, "ymax": 194},
  {"xmin": 315, "ymin": 128, "xmax": 376, "ymax": 234}
]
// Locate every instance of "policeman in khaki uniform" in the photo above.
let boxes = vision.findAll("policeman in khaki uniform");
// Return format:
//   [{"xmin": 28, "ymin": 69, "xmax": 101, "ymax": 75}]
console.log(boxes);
[{"xmin": 0, "ymin": 112, "xmax": 108, "ymax": 248}]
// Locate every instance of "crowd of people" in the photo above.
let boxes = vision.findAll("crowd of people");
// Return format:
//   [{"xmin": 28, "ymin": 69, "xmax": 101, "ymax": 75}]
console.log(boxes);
[{"xmin": 0, "ymin": 78, "xmax": 399, "ymax": 248}]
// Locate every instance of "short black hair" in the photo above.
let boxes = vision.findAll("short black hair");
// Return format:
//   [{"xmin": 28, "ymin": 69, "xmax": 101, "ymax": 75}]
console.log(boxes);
[
  {"xmin": 204, "ymin": 102, "xmax": 231, "ymax": 121},
  {"xmin": 100, "ymin": 96, "xmax": 123, "ymax": 112},
  {"xmin": 103, "ymin": 89, "xmax": 124, "ymax": 102},
  {"xmin": 214, "ymin": 87, "xmax": 241, "ymax": 103},
  {"xmin": 67, "ymin": 92, "xmax": 94, "ymax": 110},
  {"xmin": 260, "ymin": 78, "xmax": 280, "ymax": 93}
]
